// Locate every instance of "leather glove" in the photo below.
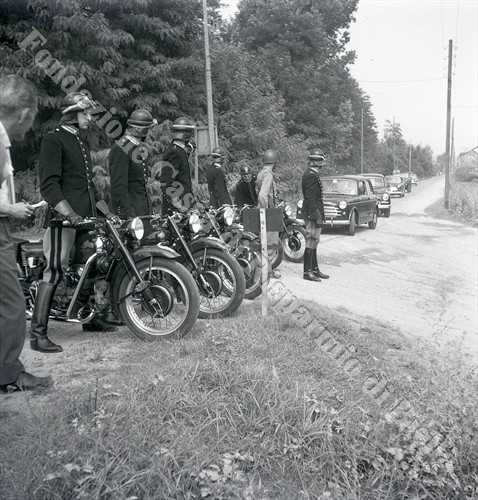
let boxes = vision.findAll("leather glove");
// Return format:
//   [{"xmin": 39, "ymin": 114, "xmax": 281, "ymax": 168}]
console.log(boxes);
[{"xmin": 66, "ymin": 211, "xmax": 84, "ymax": 226}]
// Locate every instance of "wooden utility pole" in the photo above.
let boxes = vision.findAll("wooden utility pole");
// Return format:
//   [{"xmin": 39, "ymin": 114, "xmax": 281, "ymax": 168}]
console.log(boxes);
[
  {"xmin": 360, "ymin": 108, "xmax": 364, "ymax": 174},
  {"xmin": 444, "ymin": 39, "xmax": 453, "ymax": 209},
  {"xmin": 202, "ymin": 0, "xmax": 216, "ymax": 153},
  {"xmin": 408, "ymin": 141, "xmax": 412, "ymax": 175},
  {"xmin": 451, "ymin": 118, "xmax": 455, "ymax": 176}
]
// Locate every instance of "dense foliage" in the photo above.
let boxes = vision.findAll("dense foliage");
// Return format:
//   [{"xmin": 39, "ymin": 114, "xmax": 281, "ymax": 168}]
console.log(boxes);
[{"xmin": 1, "ymin": 0, "xmax": 436, "ymax": 188}]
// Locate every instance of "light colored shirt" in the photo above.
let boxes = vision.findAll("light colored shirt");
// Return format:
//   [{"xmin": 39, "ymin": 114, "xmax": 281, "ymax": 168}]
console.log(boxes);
[
  {"xmin": 0, "ymin": 120, "xmax": 15, "ymax": 211},
  {"xmin": 256, "ymin": 165, "xmax": 275, "ymax": 208}
]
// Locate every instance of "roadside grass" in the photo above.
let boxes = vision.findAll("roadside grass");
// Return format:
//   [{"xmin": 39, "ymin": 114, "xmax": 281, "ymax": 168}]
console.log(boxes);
[
  {"xmin": 1, "ymin": 301, "xmax": 477, "ymax": 500},
  {"xmin": 426, "ymin": 181, "xmax": 478, "ymax": 227}
]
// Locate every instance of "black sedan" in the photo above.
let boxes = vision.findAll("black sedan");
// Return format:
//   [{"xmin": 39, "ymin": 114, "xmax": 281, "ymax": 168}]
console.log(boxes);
[
  {"xmin": 297, "ymin": 175, "xmax": 379, "ymax": 236},
  {"xmin": 362, "ymin": 173, "xmax": 391, "ymax": 217}
]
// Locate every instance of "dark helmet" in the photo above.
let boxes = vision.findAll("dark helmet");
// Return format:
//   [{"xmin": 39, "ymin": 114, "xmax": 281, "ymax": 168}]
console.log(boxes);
[
  {"xmin": 172, "ymin": 116, "xmax": 195, "ymax": 140},
  {"xmin": 61, "ymin": 92, "xmax": 96, "ymax": 114},
  {"xmin": 127, "ymin": 109, "xmax": 156, "ymax": 128},
  {"xmin": 262, "ymin": 150, "xmax": 278, "ymax": 164},
  {"xmin": 211, "ymin": 146, "xmax": 227, "ymax": 158},
  {"xmin": 240, "ymin": 165, "xmax": 252, "ymax": 175},
  {"xmin": 308, "ymin": 148, "xmax": 326, "ymax": 162}
]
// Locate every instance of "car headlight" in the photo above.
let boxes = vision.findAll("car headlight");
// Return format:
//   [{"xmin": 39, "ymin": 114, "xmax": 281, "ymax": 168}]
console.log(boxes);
[
  {"xmin": 338, "ymin": 200, "xmax": 347, "ymax": 210},
  {"xmin": 297, "ymin": 199, "xmax": 303, "ymax": 208},
  {"xmin": 284, "ymin": 204, "xmax": 293, "ymax": 216},
  {"xmin": 223, "ymin": 207, "xmax": 234, "ymax": 226},
  {"xmin": 128, "ymin": 217, "xmax": 144, "ymax": 240},
  {"xmin": 189, "ymin": 212, "xmax": 202, "ymax": 233},
  {"xmin": 382, "ymin": 193, "xmax": 390, "ymax": 201}
]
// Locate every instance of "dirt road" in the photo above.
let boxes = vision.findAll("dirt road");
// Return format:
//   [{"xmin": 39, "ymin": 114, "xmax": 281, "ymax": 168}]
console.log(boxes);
[{"xmin": 277, "ymin": 176, "xmax": 478, "ymax": 356}]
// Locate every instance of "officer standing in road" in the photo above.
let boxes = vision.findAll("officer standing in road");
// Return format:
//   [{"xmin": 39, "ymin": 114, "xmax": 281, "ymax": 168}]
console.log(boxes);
[
  {"xmin": 234, "ymin": 165, "xmax": 257, "ymax": 209},
  {"xmin": 0, "ymin": 74, "xmax": 51, "ymax": 391},
  {"xmin": 301, "ymin": 148, "xmax": 329, "ymax": 282},
  {"xmin": 159, "ymin": 117, "xmax": 195, "ymax": 214},
  {"xmin": 109, "ymin": 109, "xmax": 156, "ymax": 218},
  {"xmin": 206, "ymin": 146, "xmax": 232, "ymax": 208},
  {"xmin": 256, "ymin": 150, "xmax": 278, "ymax": 208},
  {"xmin": 29, "ymin": 92, "xmax": 115, "ymax": 354}
]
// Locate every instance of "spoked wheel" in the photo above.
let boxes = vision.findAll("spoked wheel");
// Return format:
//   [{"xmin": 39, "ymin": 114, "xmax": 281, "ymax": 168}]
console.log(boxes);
[
  {"xmin": 118, "ymin": 257, "xmax": 200, "ymax": 341},
  {"xmin": 236, "ymin": 246, "xmax": 263, "ymax": 300},
  {"xmin": 269, "ymin": 238, "xmax": 284, "ymax": 269},
  {"xmin": 191, "ymin": 248, "xmax": 246, "ymax": 318},
  {"xmin": 282, "ymin": 225, "xmax": 307, "ymax": 263}
]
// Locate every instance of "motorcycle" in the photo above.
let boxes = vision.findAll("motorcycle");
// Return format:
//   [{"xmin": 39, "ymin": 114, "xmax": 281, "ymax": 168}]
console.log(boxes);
[
  {"xmin": 277, "ymin": 201, "xmax": 307, "ymax": 263},
  {"xmin": 202, "ymin": 205, "xmax": 263, "ymax": 301},
  {"xmin": 15, "ymin": 201, "xmax": 200, "ymax": 341},
  {"xmin": 144, "ymin": 210, "xmax": 246, "ymax": 319}
]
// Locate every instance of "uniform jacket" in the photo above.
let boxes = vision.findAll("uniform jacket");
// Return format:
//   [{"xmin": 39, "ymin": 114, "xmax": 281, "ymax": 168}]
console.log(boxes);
[
  {"xmin": 256, "ymin": 166, "xmax": 276, "ymax": 208},
  {"xmin": 234, "ymin": 177, "xmax": 258, "ymax": 208},
  {"xmin": 109, "ymin": 134, "xmax": 151, "ymax": 218},
  {"xmin": 39, "ymin": 126, "xmax": 97, "ymax": 226},
  {"xmin": 301, "ymin": 167, "xmax": 325, "ymax": 222},
  {"xmin": 159, "ymin": 140, "xmax": 193, "ymax": 214},
  {"xmin": 206, "ymin": 162, "xmax": 232, "ymax": 208}
]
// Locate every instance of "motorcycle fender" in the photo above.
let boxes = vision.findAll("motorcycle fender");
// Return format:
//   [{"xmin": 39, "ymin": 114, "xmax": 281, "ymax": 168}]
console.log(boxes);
[
  {"xmin": 189, "ymin": 237, "xmax": 230, "ymax": 254},
  {"xmin": 109, "ymin": 245, "xmax": 180, "ymax": 319}
]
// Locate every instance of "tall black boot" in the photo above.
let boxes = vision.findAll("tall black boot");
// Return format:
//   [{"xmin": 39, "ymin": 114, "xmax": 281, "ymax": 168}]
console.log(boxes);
[
  {"xmin": 30, "ymin": 282, "xmax": 63, "ymax": 353},
  {"xmin": 303, "ymin": 248, "xmax": 320, "ymax": 282},
  {"xmin": 312, "ymin": 250, "xmax": 329, "ymax": 279}
]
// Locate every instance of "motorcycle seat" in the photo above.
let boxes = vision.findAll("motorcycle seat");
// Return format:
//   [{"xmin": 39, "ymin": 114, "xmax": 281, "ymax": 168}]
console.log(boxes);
[{"xmin": 20, "ymin": 241, "xmax": 44, "ymax": 258}]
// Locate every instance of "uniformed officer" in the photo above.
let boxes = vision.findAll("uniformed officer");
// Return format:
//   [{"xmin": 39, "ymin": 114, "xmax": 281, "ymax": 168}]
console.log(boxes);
[
  {"xmin": 206, "ymin": 146, "xmax": 232, "ymax": 208},
  {"xmin": 29, "ymin": 92, "xmax": 114, "ymax": 354},
  {"xmin": 301, "ymin": 148, "xmax": 329, "ymax": 282},
  {"xmin": 159, "ymin": 117, "xmax": 195, "ymax": 214},
  {"xmin": 256, "ymin": 150, "xmax": 278, "ymax": 208},
  {"xmin": 234, "ymin": 165, "xmax": 258, "ymax": 208},
  {"xmin": 109, "ymin": 109, "xmax": 156, "ymax": 218}
]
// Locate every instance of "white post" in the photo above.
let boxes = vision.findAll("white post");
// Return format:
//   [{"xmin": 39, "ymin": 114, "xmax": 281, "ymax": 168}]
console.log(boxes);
[{"xmin": 260, "ymin": 208, "xmax": 269, "ymax": 317}]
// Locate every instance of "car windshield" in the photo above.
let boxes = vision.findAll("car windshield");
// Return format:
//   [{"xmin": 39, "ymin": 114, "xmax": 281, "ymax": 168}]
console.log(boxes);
[
  {"xmin": 367, "ymin": 177, "xmax": 385, "ymax": 188},
  {"xmin": 386, "ymin": 176, "xmax": 401, "ymax": 184},
  {"xmin": 322, "ymin": 179, "xmax": 357, "ymax": 195}
]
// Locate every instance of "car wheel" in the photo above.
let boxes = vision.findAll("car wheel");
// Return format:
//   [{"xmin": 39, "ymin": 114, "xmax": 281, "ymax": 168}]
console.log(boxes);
[
  {"xmin": 384, "ymin": 209, "xmax": 391, "ymax": 218},
  {"xmin": 348, "ymin": 212, "xmax": 356, "ymax": 236},
  {"xmin": 368, "ymin": 209, "xmax": 378, "ymax": 229}
]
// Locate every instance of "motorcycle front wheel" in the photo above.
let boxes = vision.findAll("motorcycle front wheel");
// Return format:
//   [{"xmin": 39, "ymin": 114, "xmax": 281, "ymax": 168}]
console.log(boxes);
[
  {"xmin": 282, "ymin": 225, "xmax": 307, "ymax": 263},
  {"xmin": 118, "ymin": 257, "xmax": 200, "ymax": 341},
  {"xmin": 191, "ymin": 248, "xmax": 246, "ymax": 318},
  {"xmin": 234, "ymin": 244, "xmax": 263, "ymax": 300}
]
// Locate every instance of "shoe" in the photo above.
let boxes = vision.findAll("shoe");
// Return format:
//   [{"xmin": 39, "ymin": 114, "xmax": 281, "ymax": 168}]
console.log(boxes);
[
  {"xmin": 82, "ymin": 318, "xmax": 117, "ymax": 332},
  {"xmin": 1, "ymin": 372, "xmax": 52, "ymax": 392},
  {"xmin": 315, "ymin": 269, "xmax": 329, "ymax": 279},
  {"xmin": 271, "ymin": 269, "xmax": 281, "ymax": 279},
  {"xmin": 31, "ymin": 336, "xmax": 63, "ymax": 353},
  {"xmin": 303, "ymin": 271, "xmax": 321, "ymax": 282}
]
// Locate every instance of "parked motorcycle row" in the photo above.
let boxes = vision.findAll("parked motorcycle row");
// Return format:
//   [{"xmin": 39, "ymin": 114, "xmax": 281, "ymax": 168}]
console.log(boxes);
[{"xmin": 15, "ymin": 200, "xmax": 306, "ymax": 341}]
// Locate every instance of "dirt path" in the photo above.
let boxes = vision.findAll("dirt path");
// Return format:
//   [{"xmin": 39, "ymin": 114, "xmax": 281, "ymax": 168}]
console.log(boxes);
[{"xmin": 277, "ymin": 176, "xmax": 478, "ymax": 357}]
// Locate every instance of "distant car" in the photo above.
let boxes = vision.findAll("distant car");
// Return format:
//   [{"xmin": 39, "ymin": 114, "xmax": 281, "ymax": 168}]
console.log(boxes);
[
  {"xmin": 362, "ymin": 173, "xmax": 391, "ymax": 217},
  {"xmin": 410, "ymin": 173, "xmax": 418, "ymax": 185},
  {"xmin": 398, "ymin": 173, "xmax": 412, "ymax": 193},
  {"xmin": 385, "ymin": 175, "xmax": 406, "ymax": 198},
  {"xmin": 297, "ymin": 175, "xmax": 379, "ymax": 236}
]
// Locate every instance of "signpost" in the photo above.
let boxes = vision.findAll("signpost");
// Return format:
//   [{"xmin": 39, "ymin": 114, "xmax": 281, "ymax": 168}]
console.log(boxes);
[{"xmin": 243, "ymin": 208, "xmax": 283, "ymax": 317}]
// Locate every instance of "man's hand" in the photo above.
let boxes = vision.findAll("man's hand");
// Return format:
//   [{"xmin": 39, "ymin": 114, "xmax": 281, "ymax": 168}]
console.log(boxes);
[
  {"xmin": 66, "ymin": 211, "xmax": 84, "ymax": 226},
  {"xmin": 9, "ymin": 202, "xmax": 34, "ymax": 219}
]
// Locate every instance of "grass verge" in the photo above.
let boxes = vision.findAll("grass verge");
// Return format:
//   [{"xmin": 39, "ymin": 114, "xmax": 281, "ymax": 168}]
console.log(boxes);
[
  {"xmin": 1, "ymin": 300, "xmax": 477, "ymax": 499},
  {"xmin": 426, "ymin": 181, "xmax": 478, "ymax": 227}
]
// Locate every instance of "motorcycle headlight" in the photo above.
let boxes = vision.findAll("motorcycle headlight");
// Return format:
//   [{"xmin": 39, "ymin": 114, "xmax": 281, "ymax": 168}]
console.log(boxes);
[
  {"xmin": 189, "ymin": 212, "xmax": 202, "ymax": 234},
  {"xmin": 297, "ymin": 199, "xmax": 303, "ymax": 208},
  {"xmin": 284, "ymin": 204, "xmax": 293, "ymax": 216},
  {"xmin": 338, "ymin": 200, "xmax": 347, "ymax": 210},
  {"xmin": 223, "ymin": 207, "xmax": 234, "ymax": 226},
  {"xmin": 128, "ymin": 217, "xmax": 144, "ymax": 240},
  {"xmin": 382, "ymin": 193, "xmax": 390, "ymax": 201}
]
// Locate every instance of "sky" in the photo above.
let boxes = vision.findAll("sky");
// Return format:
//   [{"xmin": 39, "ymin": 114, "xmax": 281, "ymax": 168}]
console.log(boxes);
[{"xmin": 220, "ymin": 0, "xmax": 478, "ymax": 157}]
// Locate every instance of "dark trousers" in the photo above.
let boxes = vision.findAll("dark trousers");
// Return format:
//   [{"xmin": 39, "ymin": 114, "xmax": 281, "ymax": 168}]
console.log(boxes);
[{"xmin": 0, "ymin": 218, "xmax": 26, "ymax": 385}]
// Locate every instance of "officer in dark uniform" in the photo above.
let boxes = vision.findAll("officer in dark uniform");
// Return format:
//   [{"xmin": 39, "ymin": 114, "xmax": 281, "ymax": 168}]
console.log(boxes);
[
  {"xmin": 159, "ymin": 117, "xmax": 195, "ymax": 214},
  {"xmin": 301, "ymin": 148, "xmax": 329, "ymax": 282},
  {"xmin": 206, "ymin": 146, "xmax": 232, "ymax": 208},
  {"xmin": 29, "ymin": 92, "xmax": 114, "ymax": 354},
  {"xmin": 234, "ymin": 165, "xmax": 258, "ymax": 208},
  {"xmin": 109, "ymin": 109, "xmax": 156, "ymax": 218}
]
